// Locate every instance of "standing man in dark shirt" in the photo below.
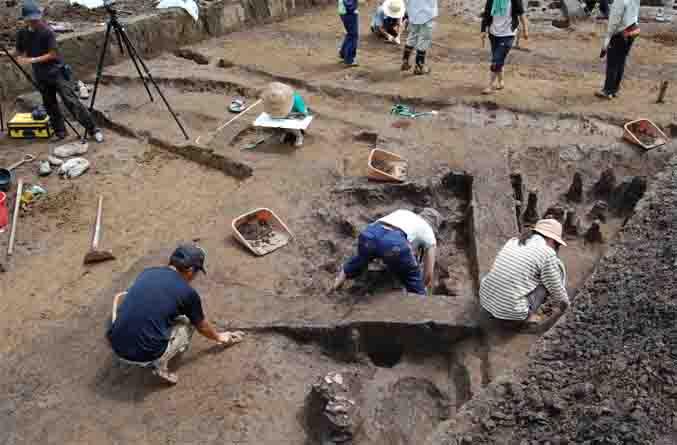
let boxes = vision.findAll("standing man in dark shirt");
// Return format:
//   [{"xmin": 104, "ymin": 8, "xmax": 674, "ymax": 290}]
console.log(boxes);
[
  {"xmin": 13, "ymin": 1, "xmax": 103, "ymax": 142},
  {"xmin": 108, "ymin": 245, "xmax": 244, "ymax": 384}
]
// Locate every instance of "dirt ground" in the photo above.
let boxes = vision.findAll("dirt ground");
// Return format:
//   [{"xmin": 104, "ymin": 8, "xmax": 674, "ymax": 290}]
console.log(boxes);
[{"xmin": 0, "ymin": 2, "xmax": 676, "ymax": 444}]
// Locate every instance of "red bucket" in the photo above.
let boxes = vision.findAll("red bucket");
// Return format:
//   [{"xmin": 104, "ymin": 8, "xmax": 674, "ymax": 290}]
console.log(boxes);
[{"xmin": 0, "ymin": 192, "xmax": 8, "ymax": 231}]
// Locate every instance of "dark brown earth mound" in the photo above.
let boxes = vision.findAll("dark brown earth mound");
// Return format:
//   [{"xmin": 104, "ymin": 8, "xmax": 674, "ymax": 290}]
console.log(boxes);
[{"xmin": 428, "ymin": 156, "xmax": 677, "ymax": 445}]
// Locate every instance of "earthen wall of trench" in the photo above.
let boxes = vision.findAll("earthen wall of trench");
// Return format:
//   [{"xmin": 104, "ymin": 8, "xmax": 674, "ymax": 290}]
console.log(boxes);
[
  {"xmin": 0, "ymin": 0, "xmax": 330, "ymax": 99},
  {"xmin": 425, "ymin": 153, "xmax": 677, "ymax": 445}
]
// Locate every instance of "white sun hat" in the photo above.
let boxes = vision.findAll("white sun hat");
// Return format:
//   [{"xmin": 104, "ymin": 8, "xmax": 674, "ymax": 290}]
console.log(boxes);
[
  {"xmin": 383, "ymin": 0, "xmax": 406, "ymax": 19},
  {"xmin": 262, "ymin": 82, "xmax": 294, "ymax": 119}
]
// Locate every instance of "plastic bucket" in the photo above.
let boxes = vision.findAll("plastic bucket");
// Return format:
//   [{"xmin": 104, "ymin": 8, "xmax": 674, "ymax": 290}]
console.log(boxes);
[
  {"xmin": 0, "ymin": 168, "xmax": 11, "ymax": 192},
  {"xmin": 0, "ymin": 192, "xmax": 8, "ymax": 231}
]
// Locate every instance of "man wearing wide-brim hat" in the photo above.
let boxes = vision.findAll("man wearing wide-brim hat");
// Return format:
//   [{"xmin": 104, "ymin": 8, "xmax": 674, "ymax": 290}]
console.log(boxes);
[
  {"xmin": 370, "ymin": 0, "xmax": 407, "ymax": 44},
  {"xmin": 261, "ymin": 82, "xmax": 309, "ymax": 148},
  {"xmin": 479, "ymin": 219, "xmax": 570, "ymax": 325}
]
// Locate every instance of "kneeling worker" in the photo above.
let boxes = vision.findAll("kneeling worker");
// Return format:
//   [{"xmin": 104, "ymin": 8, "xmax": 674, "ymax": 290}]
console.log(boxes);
[
  {"xmin": 480, "ymin": 219, "xmax": 570, "ymax": 325},
  {"xmin": 262, "ymin": 82, "xmax": 309, "ymax": 148},
  {"xmin": 107, "ymin": 245, "xmax": 244, "ymax": 384},
  {"xmin": 370, "ymin": 0, "xmax": 407, "ymax": 44},
  {"xmin": 333, "ymin": 208, "xmax": 442, "ymax": 295}
]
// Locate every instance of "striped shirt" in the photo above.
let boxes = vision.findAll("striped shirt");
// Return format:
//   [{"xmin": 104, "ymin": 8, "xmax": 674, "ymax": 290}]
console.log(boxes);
[{"xmin": 479, "ymin": 235, "xmax": 569, "ymax": 320}]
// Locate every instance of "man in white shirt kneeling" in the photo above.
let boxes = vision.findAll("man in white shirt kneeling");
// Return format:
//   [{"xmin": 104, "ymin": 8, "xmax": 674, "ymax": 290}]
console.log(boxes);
[{"xmin": 332, "ymin": 208, "xmax": 442, "ymax": 296}]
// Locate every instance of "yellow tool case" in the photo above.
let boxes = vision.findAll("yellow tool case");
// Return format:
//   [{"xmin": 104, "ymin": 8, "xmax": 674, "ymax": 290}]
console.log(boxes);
[{"xmin": 8, "ymin": 113, "xmax": 53, "ymax": 139}]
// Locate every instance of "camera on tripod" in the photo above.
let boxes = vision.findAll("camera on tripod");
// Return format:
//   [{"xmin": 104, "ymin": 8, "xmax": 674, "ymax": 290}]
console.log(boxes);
[{"xmin": 85, "ymin": 0, "xmax": 189, "ymax": 140}]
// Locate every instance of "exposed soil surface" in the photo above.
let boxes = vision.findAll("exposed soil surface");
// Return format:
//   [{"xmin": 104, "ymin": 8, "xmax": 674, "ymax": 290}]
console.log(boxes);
[
  {"xmin": 0, "ymin": 1, "xmax": 676, "ymax": 445},
  {"xmin": 0, "ymin": 0, "xmax": 159, "ymax": 46}
]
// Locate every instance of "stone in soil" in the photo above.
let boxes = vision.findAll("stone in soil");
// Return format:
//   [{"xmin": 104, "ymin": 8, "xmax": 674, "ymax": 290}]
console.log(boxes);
[{"xmin": 307, "ymin": 372, "xmax": 360, "ymax": 445}]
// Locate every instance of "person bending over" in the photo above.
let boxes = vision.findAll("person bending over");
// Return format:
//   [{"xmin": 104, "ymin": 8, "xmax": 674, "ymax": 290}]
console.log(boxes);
[
  {"xmin": 333, "ymin": 208, "xmax": 442, "ymax": 295},
  {"xmin": 371, "ymin": 0, "xmax": 407, "ymax": 44},
  {"xmin": 480, "ymin": 219, "xmax": 570, "ymax": 326}
]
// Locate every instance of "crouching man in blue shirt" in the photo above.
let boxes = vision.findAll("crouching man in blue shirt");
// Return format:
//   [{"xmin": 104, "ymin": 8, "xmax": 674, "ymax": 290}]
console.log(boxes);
[{"xmin": 107, "ymin": 245, "xmax": 244, "ymax": 384}]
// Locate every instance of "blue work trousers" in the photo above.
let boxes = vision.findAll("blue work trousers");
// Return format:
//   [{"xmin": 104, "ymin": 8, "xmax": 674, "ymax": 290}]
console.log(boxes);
[
  {"xmin": 489, "ymin": 34, "xmax": 514, "ymax": 73},
  {"xmin": 340, "ymin": 13, "xmax": 359, "ymax": 64},
  {"xmin": 343, "ymin": 223, "xmax": 425, "ymax": 295}
]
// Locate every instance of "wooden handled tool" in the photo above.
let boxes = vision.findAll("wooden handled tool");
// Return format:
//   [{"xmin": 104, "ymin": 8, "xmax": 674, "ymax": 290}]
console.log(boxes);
[
  {"xmin": 7, "ymin": 179, "xmax": 23, "ymax": 256},
  {"xmin": 195, "ymin": 99, "xmax": 262, "ymax": 145},
  {"xmin": 83, "ymin": 196, "xmax": 115, "ymax": 265}
]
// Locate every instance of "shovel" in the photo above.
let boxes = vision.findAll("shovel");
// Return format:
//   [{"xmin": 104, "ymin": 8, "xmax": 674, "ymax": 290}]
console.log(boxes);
[
  {"xmin": 0, "ymin": 154, "xmax": 36, "ymax": 192},
  {"xmin": 83, "ymin": 196, "xmax": 116, "ymax": 265}
]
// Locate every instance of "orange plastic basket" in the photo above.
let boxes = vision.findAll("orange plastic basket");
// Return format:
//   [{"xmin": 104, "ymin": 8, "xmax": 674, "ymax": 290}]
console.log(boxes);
[
  {"xmin": 367, "ymin": 148, "xmax": 408, "ymax": 183},
  {"xmin": 623, "ymin": 119, "xmax": 668, "ymax": 150},
  {"xmin": 232, "ymin": 208, "xmax": 294, "ymax": 256}
]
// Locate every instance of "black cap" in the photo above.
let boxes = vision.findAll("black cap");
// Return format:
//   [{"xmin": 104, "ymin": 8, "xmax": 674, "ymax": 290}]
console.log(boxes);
[{"xmin": 170, "ymin": 244, "xmax": 207, "ymax": 274}]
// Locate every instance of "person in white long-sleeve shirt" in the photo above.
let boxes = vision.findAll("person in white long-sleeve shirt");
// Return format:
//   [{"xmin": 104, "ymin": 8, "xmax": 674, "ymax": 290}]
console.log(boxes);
[{"xmin": 595, "ymin": 0, "xmax": 640, "ymax": 99}]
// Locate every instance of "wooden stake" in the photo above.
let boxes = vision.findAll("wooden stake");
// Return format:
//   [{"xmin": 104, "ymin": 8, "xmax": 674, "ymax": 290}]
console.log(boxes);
[
  {"xmin": 7, "ymin": 179, "xmax": 23, "ymax": 256},
  {"xmin": 657, "ymin": 81, "xmax": 669, "ymax": 104}
]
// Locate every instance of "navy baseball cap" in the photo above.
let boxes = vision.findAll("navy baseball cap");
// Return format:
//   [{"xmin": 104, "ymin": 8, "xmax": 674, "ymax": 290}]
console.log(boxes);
[
  {"xmin": 21, "ymin": 1, "xmax": 43, "ymax": 20},
  {"xmin": 170, "ymin": 244, "xmax": 207, "ymax": 274}
]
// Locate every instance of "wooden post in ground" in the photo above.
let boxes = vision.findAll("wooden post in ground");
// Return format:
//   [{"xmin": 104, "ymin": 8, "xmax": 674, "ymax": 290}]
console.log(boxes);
[{"xmin": 657, "ymin": 81, "xmax": 669, "ymax": 104}]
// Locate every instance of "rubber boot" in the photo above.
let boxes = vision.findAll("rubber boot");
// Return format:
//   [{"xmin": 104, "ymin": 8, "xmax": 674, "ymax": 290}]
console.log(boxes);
[
  {"xmin": 414, "ymin": 50, "xmax": 430, "ymax": 75},
  {"xmin": 401, "ymin": 46, "xmax": 413, "ymax": 71}
]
